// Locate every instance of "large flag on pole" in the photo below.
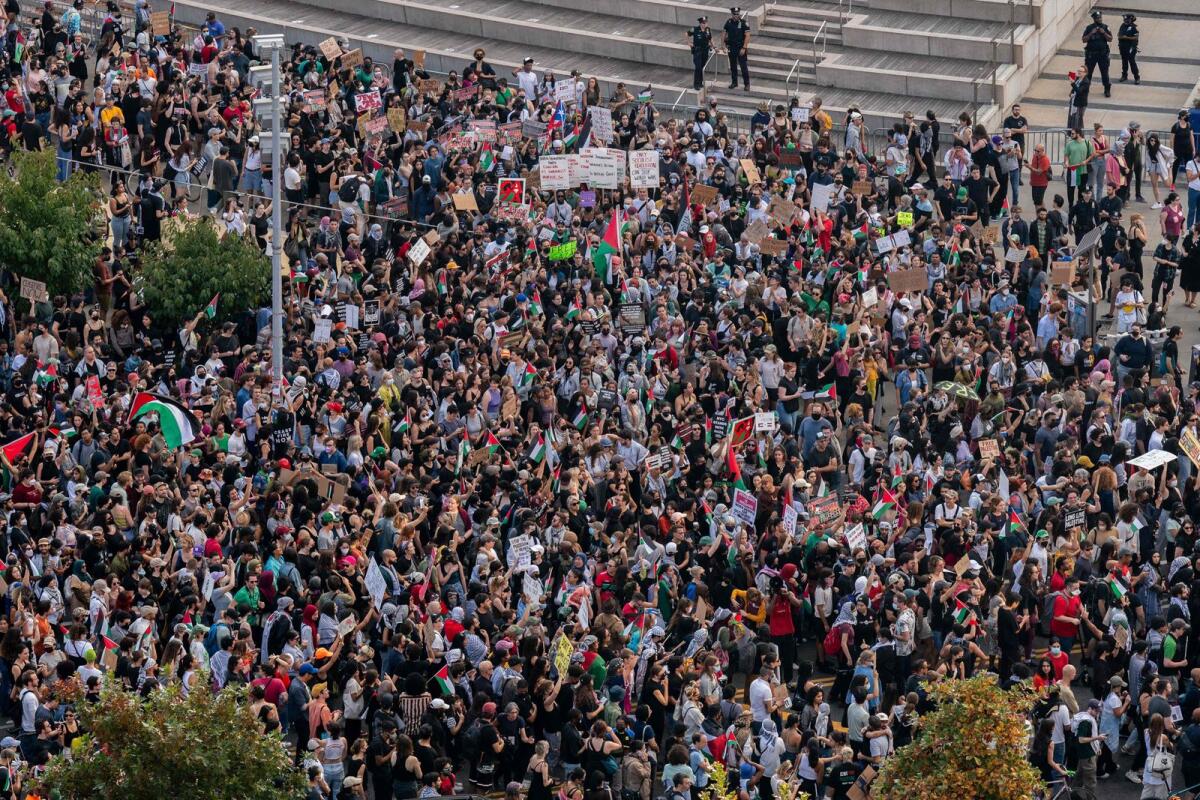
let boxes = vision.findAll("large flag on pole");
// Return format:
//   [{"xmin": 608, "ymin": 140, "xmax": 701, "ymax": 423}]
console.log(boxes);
[
  {"xmin": 127, "ymin": 392, "xmax": 201, "ymax": 449},
  {"xmin": 592, "ymin": 207, "xmax": 623, "ymax": 284}
]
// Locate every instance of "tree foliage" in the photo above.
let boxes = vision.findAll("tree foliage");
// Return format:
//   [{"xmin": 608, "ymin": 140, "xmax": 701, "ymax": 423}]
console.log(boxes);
[
  {"xmin": 873, "ymin": 674, "xmax": 1042, "ymax": 800},
  {"xmin": 0, "ymin": 149, "xmax": 104, "ymax": 302},
  {"xmin": 138, "ymin": 217, "xmax": 270, "ymax": 326},
  {"xmin": 43, "ymin": 679, "xmax": 305, "ymax": 800}
]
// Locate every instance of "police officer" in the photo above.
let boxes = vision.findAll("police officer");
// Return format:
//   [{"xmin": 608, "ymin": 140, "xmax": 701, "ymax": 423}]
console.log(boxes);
[
  {"xmin": 687, "ymin": 16, "xmax": 713, "ymax": 91},
  {"xmin": 723, "ymin": 7, "xmax": 750, "ymax": 91},
  {"xmin": 1118, "ymin": 13, "xmax": 1140, "ymax": 84},
  {"xmin": 1081, "ymin": 10, "xmax": 1113, "ymax": 97}
]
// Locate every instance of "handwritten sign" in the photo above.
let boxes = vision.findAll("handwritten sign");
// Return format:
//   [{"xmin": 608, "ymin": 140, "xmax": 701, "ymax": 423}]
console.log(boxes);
[
  {"xmin": 1181, "ymin": 427, "xmax": 1200, "ymax": 468},
  {"xmin": 896, "ymin": 210, "xmax": 914, "ymax": 228},
  {"xmin": 1005, "ymin": 246, "xmax": 1026, "ymax": 263},
  {"xmin": 844, "ymin": 523, "xmax": 867, "ymax": 553},
  {"xmin": 629, "ymin": 150, "xmax": 660, "ymax": 189},
  {"xmin": 354, "ymin": 90, "xmax": 382, "ymax": 113},
  {"xmin": 540, "ymin": 155, "xmax": 570, "ymax": 190},
  {"xmin": 386, "ymin": 107, "xmax": 407, "ymax": 133},
  {"xmin": 982, "ymin": 225, "xmax": 1001, "ymax": 244},
  {"xmin": 151, "ymin": 10, "xmax": 170, "ymax": 35},
  {"xmin": 692, "ymin": 183, "xmax": 719, "ymax": 206},
  {"xmin": 416, "ymin": 78, "xmax": 441, "ymax": 96},
  {"xmin": 319, "ymin": 37, "xmax": 342, "ymax": 60},
  {"xmin": 978, "ymin": 438, "xmax": 1000, "ymax": 459},
  {"xmin": 313, "ymin": 318, "xmax": 332, "ymax": 343},
  {"xmin": 304, "ymin": 89, "xmax": 327, "ymax": 111},
  {"xmin": 407, "ymin": 236, "xmax": 431, "ymax": 266},
  {"xmin": 19, "ymin": 277, "xmax": 47, "ymax": 302},
  {"xmin": 341, "ymin": 49, "xmax": 364, "ymax": 69},
  {"xmin": 740, "ymin": 159, "xmax": 762, "ymax": 185},
  {"xmin": 1050, "ymin": 259, "xmax": 1076, "ymax": 285},
  {"xmin": 588, "ymin": 106, "xmax": 613, "ymax": 144},
  {"xmin": 889, "ymin": 267, "xmax": 927, "ymax": 294},
  {"xmin": 852, "ymin": 179, "xmax": 874, "ymax": 196},
  {"xmin": 584, "ymin": 148, "xmax": 622, "ymax": 190}
]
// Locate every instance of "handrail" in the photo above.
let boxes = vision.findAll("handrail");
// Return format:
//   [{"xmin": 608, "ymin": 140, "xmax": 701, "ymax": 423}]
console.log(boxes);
[
  {"xmin": 785, "ymin": 58, "xmax": 802, "ymax": 96},
  {"xmin": 810, "ymin": 20, "xmax": 828, "ymax": 83}
]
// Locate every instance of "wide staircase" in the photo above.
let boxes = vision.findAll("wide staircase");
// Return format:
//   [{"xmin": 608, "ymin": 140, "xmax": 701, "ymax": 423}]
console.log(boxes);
[{"xmin": 170, "ymin": 0, "xmax": 1093, "ymax": 131}]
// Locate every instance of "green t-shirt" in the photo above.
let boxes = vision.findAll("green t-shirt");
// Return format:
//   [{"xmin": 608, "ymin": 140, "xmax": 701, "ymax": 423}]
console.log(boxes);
[
  {"xmin": 1064, "ymin": 138, "xmax": 1092, "ymax": 185},
  {"xmin": 1164, "ymin": 634, "xmax": 1179, "ymax": 663}
]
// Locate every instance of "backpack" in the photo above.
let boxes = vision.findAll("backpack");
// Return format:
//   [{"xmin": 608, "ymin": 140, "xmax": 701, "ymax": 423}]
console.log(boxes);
[
  {"xmin": 338, "ymin": 176, "xmax": 361, "ymax": 203},
  {"xmin": 824, "ymin": 622, "xmax": 853, "ymax": 657},
  {"xmin": 458, "ymin": 717, "xmax": 486, "ymax": 762},
  {"xmin": 1042, "ymin": 591, "xmax": 1062, "ymax": 630}
]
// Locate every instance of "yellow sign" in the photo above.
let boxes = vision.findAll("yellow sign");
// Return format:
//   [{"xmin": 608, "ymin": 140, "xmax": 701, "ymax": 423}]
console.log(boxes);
[
  {"xmin": 553, "ymin": 634, "xmax": 573, "ymax": 675},
  {"xmin": 1182, "ymin": 427, "xmax": 1200, "ymax": 469},
  {"xmin": 897, "ymin": 211, "xmax": 914, "ymax": 228}
]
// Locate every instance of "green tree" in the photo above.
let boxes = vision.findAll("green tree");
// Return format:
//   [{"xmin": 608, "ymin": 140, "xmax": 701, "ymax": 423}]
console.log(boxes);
[
  {"xmin": 0, "ymin": 149, "xmax": 104, "ymax": 302},
  {"xmin": 872, "ymin": 674, "xmax": 1042, "ymax": 800},
  {"xmin": 43, "ymin": 680, "xmax": 305, "ymax": 800},
  {"xmin": 138, "ymin": 218, "xmax": 270, "ymax": 326}
]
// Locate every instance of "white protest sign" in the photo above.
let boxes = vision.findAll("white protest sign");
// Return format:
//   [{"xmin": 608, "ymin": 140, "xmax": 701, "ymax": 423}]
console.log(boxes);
[
  {"xmin": 584, "ymin": 148, "xmax": 621, "ymax": 189},
  {"xmin": 522, "ymin": 571, "xmax": 543, "ymax": 601},
  {"xmin": 408, "ymin": 236, "xmax": 431, "ymax": 265},
  {"xmin": 782, "ymin": 504, "xmax": 798, "ymax": 538},
  {"xmin": 791, "ymin": 106, "xmax": 810, "ymax": 123},
  {"xmin": 754, "ymin": 411, "xmax": 777, "ymax": 432},
  {"xmin": 364, "ymin": 558, "xmax": 387, "ymax": 607},
  {"xmin": 566, "ymin": 154, "xmax": 585, "ymax": 187},
  {"xmin": 811, "ymin": 181, "xmax": 834, "ymax": 212},
  {"xmin": 1127, "ymin": 450, "xmax": 1177, "ymax": 471},
  {"xmin": 554, "ymin": 81, "xmax": 575, "ymax": 105},
  {"xmin": 629, "ymin": 150, "xmax": 660, "ymax": 189},
  {"xmin": 343, "ymin": 304, "xmax": 360, "ymax": 330},
  {"xmin": 861, "ymin": 287, "xmax": 878, "ymax": 307},
  {"xmin": 313, "ymin": 318, "xmax": 333, "ymax": 343},
  {"xmin": 844, "ymin": 523, "xmax": 867, "ymax": 553},
  {"xmin": 588, "ymin": 106, "xmax": 613, "ymax": 144},
  {"xmin": 731, "ymin": 488, "xmax": 758, "ymax": 527},
  {"xmin": 540, "ymin": 155, "xmax": 570, "ymax": 190},
  {"xmin": 1005, "ymin": 246, "xmax": 1026, "ymax": 263},
  {"xmin": 507, "ymin": 533, "xmax": 533, "ymax": 567}
]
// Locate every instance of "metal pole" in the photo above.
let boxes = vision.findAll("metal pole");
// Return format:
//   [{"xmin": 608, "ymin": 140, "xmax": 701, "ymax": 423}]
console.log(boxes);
[{"xmin": 270, "ymin": 44, "xmax": 283, "ymax": 387}]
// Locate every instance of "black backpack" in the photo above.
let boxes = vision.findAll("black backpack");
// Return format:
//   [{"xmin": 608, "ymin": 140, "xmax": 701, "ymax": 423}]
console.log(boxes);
[{"xmin": 338, "ymin": 176, "xmax": 361, "ymax": 203}]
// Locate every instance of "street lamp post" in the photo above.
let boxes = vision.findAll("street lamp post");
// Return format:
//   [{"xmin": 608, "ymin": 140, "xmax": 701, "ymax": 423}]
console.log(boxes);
[{"xmin": 253, "ymin": 34, "xmax": 287, "ymax": 388}]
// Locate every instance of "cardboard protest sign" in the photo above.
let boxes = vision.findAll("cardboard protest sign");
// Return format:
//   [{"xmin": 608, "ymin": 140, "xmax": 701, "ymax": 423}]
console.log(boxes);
[
  {"xmin": 692, "ymin": 184, "xmax": 719, "ymax": 206},
  {"xmin": 889, "ymin": 267, "xmax": 927, "ymax": 293},
  {"xmin": 740, "ymin": 159, "xmax": 762, "ymax": 185},
  {"xmin": 319, "ymin": 37, "xmax": 342, "ymax": 60}
]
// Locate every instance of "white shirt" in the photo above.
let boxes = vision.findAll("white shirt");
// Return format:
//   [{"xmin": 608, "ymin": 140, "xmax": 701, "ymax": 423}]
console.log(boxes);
[
  {"xmin": 516, "ymin": 69, "xmax": 538, "ymax": 99},
  {"xmin": 748, "ymin": 676, "xmax": 774, "ymax": 722}
]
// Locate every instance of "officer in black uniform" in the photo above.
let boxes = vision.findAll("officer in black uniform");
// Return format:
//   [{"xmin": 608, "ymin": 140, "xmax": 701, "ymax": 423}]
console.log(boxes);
[
  {"xmin": 1081, "ymin": 10, "xmax": 1113, "ymax": 97},
  {"xmin": 687, "ymin": 16, "xmax": 713, "ymax": 91},
  {"xmin": 723, "ymin": 6, "xmax": 750, "ymax": 91},
  {"xmin": 1118, "ymin": 13, "xmax": 1140, "ymax": 84}
]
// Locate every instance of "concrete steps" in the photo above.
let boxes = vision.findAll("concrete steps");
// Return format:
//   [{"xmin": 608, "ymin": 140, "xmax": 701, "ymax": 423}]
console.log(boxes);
[
  {"xmin": 817, "ymin": 48, "xmax": 1020, "ymax": 104},
  {"xmin": 842, "ymin": 9, "xmax": 1033, "ymax": 64}
]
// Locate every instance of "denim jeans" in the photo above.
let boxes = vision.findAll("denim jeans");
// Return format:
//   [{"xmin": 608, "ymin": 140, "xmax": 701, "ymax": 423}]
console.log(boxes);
[
  {"xmin": 1008, "ymin": 167, "xmax": 1021, "ymax": 207},
  {"xmin": 322, "ymin": 761, "xmax": 344, "ymax": 799},
  {"xmin": 1189, "ymin": 187, "xmax": 1200, "ymax": 227},
  {"xmin": 111, "ymin": 215, "xmax": 130, "ymax": 249}
]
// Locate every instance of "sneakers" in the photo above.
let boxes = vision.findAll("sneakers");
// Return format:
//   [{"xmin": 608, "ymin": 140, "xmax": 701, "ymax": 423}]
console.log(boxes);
[
  {"xmin": 1125, "ymin": 770, "xmax": 1142, "ymax": 784},
  {"xmin": 1151, "ymin": 203, "xmax": 1163, "ymax": 209}
]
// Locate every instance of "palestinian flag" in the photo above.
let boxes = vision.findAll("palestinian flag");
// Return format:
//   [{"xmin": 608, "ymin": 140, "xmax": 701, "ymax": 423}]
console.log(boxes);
[
  {"xmin": 1107, "ymin": 575, "xmax": 1127, "ymax": 600},
  {"xmin": 0, "ymin": 432, "xmax": 37, "ymax": 466},
  {"xmin": 521, "ymin": 362, "xmax": 537, "ymax": 387},
  {"xmin": 562, "ymin": 123, "xmax": 581, "ymax": 150},
  {"xmin": 527, "ymin": 435, "xmax": 547, "ymax": 465},
  {"xmin": 48, "ymin": 425, "xmax": 77, "ymax": 440},
  {"xmin": 815, "ymin": 383, "xmax": 836, "ymax": 402},
  {"xmin": 127, "ymin": 392, "xmax": 201, "ymax": 449},
  {"xmin": 101, "ymin": 634, "xmax": 119, "ymax": 652},
  {"xmin": 953, "ymin": 294, "xmax": 965, "ymax": 314},
  {"xmin": 565, "ymin": 298, "xmax": 583, "ymax": 321},
  {"xmin": 552, "ymin": 464, "xmax": 562, "ymax": 493},
  {"xmin": 592, "ymin": 208, "xmax": 624, "ymax": 284},
  {"xmin": 726, "ymin": 443, "xmax": 746, "ymax": 491},
  {"xmin": 572, "ymin": 405, "xmax": 590, "ymax": 431},
  {"xmin": 947, "ymin": 241, "xmax": 961, "ymax": 267},
  {"xmin": 700, "ymin": 497, "xmax": 713, "ymax": 524},
  {"xmin": 670, "ymin": 433, "xmax": 684, "ymax": 450},
  {"xmin": 34, "ymin": 362, "xmax": 58, "ymax": 387},
  {"xmin": 870, "ymin": 488, "xmax": 898, "ymax": 520},
  {"xmin": 437, "ymin": 271, "xmax": 449, "ymax": 296},
  {"xmin": 528, "ymin": 288, "xmax": 543, "ymax": 316},
  {"xmin": 619, "ymin": 279, "xmax": 632, "ymax": 304},
  {"xmin": 396, "ymin": 411, "xmax": 411, "ymax": 434},
  {"xmin": 704, "ymin": 417, "xmax": 713, "ymax": 446},
  {"xmin": 1008, "ymin": 510, "xmax": 1026, "ymax": 535},
  {"xmin": 953, "ymin": 599, "xmax": 973, "ymax": 625},
  {"xmin": 890, "ymin": 462, "xmax": 905, "ymax": 489},
  {"xmin": 853, "ymin": 221, "xmax": 870, "ymax": 241},
  {"xmin": 455, "ymin": 430, "xmax": 471, "ymax": 475},
  {"xmin": 203, "ymin": 292, "xmax": 220, "ymax": 319},
  {"xmin": 484, "ymin": 431, "xmax": 502, "ymax": 455},
  {"xmin": 637, "ymin": 88, "xmax": 652, "ymax": 103},
  {"xmin": 433, "ymin": 664, "xmax": 454, "ymax": 696},
  {"xmin": 479, "ymin": 141, "xmax": 494, "ymax": 172}
]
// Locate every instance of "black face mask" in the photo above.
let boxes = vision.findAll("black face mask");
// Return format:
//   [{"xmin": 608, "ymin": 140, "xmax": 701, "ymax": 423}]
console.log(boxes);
[{"xmin": 811, "ymin": 412, "xmax": 821, "ymax": 420}]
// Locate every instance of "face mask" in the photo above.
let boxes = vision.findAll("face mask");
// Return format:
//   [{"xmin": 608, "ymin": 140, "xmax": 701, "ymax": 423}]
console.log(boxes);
[
  {"xmin": 1050, "ymin": 646, "xmax": 1061, "ymax": 655},
  {"xmin": 811, "ymin": 412, "xmax": 821, "ymax": 420}
]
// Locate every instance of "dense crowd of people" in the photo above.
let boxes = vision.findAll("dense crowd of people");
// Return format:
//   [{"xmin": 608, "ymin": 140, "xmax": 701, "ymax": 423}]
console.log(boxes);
[{"xmin": 1, "ymin": 2, "xmax": 1200, "ymax": 800}]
